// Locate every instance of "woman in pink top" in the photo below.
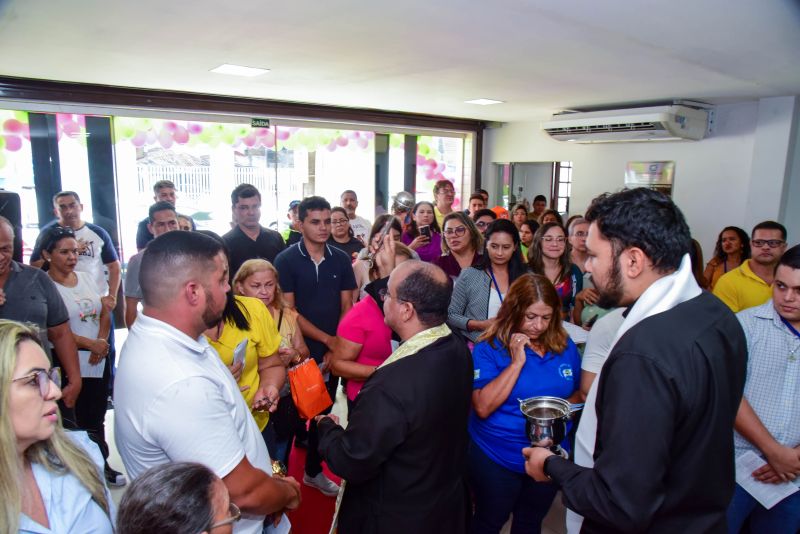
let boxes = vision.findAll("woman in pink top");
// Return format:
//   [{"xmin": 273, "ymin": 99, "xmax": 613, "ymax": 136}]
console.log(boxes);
[{"xmin": 330, "ymin": 246, "xmax": 411, "ymax": 409}]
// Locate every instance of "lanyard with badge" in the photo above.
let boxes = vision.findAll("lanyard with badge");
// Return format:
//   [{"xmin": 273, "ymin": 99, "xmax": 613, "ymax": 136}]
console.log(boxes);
[
  {"xmin": 488, "ymin": 267, "xmax": 504, "ymax": 303},
  {"xmin": 781, "ymin": 317, "xmax": 800, "ymax": 361}
]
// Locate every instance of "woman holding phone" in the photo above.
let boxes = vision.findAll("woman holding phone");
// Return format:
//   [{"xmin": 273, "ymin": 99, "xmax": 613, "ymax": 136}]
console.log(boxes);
[{"xmin": 401, "ymin": 201, "xmax": 442, "ymax": 262}]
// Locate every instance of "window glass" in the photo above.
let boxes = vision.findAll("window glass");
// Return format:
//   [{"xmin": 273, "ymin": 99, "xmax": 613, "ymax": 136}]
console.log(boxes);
[
  {"xmin": 0, "ymin": 109, "xmax": 37, "ymax": 261},
  {"xmin": 55, "ymin": 113, "xmax": 94, "ymax": 221},
  {"xmin": 415, "ymin": 135, "xmax": 464, "ymax": 208}
]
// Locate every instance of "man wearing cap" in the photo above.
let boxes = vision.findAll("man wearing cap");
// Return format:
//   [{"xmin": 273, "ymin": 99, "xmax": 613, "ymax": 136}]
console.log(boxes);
[{"xmin": 281, "ymin": 200, "xmax": 302, "ymax": 246}]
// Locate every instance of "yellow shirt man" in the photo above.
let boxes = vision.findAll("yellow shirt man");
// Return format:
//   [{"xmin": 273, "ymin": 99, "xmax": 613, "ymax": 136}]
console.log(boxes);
[
  {"xmin": 712, "ymin": 260, "xmax": 772, "ymax": 313},
  {"xmin": 207, "ymin": 296, "xmax": 281, "ymax": 430}
]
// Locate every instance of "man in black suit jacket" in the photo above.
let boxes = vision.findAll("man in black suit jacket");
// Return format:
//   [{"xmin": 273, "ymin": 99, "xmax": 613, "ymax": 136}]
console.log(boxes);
[{"xmin": 317, "ymin": 260, "xmax": 473, "ymax": 534}]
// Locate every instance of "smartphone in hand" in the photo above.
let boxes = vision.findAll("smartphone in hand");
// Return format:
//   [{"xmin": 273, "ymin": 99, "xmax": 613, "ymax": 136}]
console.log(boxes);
[{"xmin": 419, "ymin": 225, "xmax": 431, "ymax": 239}]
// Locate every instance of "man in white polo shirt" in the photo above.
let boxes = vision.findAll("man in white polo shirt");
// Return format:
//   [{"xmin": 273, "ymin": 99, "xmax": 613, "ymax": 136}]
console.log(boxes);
[{"xmin": 114, "ymin": 231, "xmax": 300, "ymax": 533}]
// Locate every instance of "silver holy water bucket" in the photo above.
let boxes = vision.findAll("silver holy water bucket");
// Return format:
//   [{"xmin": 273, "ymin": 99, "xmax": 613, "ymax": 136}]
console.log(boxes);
[{"xmin": 519, "ymin": 396, "xmax": 584, "ymax": 458}]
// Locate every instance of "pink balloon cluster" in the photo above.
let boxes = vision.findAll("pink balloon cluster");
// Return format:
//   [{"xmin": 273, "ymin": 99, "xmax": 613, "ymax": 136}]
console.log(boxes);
[
  {"xmin": 3, "ymin": 118, "xmax": 30, "ymax": 152},
  {"xmin": 55, "ymin": 113, "xmax": 85, "ymax": 141},
  {"xmin": 415, "ymin": 154, "xmax": 448, "ymax": 181},
  {"xmin": 326, "ymin": 130, "xmax": 374, "ymax": 152}
]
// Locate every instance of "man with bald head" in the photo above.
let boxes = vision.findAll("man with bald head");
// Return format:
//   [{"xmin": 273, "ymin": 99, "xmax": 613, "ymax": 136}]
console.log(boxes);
[
  {"xmin": 317, "ymin": 260, "xmax": 473, "ymax": 534},
  {"xmin": 114, "ymin": 231, "xmax": 300, "ymax": 533}
]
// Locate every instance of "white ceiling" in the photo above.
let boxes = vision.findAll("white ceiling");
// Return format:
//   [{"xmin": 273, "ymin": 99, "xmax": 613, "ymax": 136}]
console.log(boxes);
[{"xmin": 1, "ymin": 0, "xmax": 799, "ymax": 123}]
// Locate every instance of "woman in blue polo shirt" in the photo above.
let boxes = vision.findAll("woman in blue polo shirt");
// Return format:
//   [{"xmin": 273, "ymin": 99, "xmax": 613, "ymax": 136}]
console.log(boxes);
[{"xmin": 468, "ymin": 273, "xmax": 581, "ymax": 534}]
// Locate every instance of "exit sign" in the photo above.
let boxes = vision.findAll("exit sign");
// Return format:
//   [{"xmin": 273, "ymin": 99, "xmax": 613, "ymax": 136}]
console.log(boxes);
[{"xmin": 251, "ymin": 118, "xmax": 270, "ymax": 128}]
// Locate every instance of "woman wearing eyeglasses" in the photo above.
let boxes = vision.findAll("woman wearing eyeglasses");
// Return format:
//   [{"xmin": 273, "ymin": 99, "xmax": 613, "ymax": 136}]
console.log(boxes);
[
  {"xmin": 1, "ymin": 319, "xmax": 114, "ymax": 533},
  {"xmin": 41, "ymin": 225, "xmax": 127, "ymax": 488},
  {"xmin": 449, "ymin": 219, "xmax": 530, "ymax": 343},
  {"xmin": 328, "ymin": 207, "xmax": 364, "ymax": 262},
  {"xmin": 118, "ymin": 462, "xmax": 241, "ymax": 534},
  {"xmin": 435, "ymin": 212, "xmax": 483, "ymax": 280},
  {"xmin": 528, "ymin": 222, "xmax": 583, "ymax": 320}
]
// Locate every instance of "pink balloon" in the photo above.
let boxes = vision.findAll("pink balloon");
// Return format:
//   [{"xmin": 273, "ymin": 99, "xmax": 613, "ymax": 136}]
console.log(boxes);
[
  {"xmin": 346, "ymin": 131, "xmax": 359, "ymax": 139},
  {"xmin": 276, "ymin": 129, "xmax": 290, "ymax": 141},
  {"xmin": 326, "ymin": 141, "xmax": 337, "ymax": 152},
  {"xmin": 3, "ymin": 135, "xmax": 22, "ymax": 152},
  {"xmin": 364, "ymin": 131, "xmax": 375, "ymax": 140},
  {"xmin": 77, "ymin": 115, "xmax": 86, "ymax": 128},
  {"xmin": 356, "ymin": 137, "xmax": 369, "ymax": 149},
  {"xmin": 434, "ymin": 173, "xmax": 446, "ymax": 181},
  {"xmin": 131, "ymin": 132, "xmax": 147, "ymax": 147},
  {"xmin": 173, "ymin": 126, "xmax": 189, "ymax": 144},
  {"xmin": 19, "ymin": 124, "xmax": 30, "ymax": 140},
  {"xmin": 416, "ymin": 155, "xmax": 426, "ymax": 166},
  {"xmin": 436, "ymin": 162, "xmax": 446, "ymax": 173},
  {"xmin": 336, "ymin": 136, "xmax": 349, "ymax": 147},
  {"xmin": 255, "ymin": 128, "xmax": 269, "ymax": 137},
  {"xmin": 62, "ymin": 120, "xmax": 81, "ymax": 137},
  {"xmin": 158, "ymin": 129, "xmax": 174, "ymax": 149},
  {"xmin": 187, "ymin": 123, "xmax": 203, "ymax": 134},
  {"xmin": 163, "ymin": 121, "xmax": 178, "ymax": 133},
  {"xmin": 264, "ymin": 136, "xmax": 276, "ymax": 148},
  {"xmin": 3, "ymin": 119, "xmax": 23, "ymax": 134},
  {"xmin": 243, "ymin": 133, "xmax": 257, "ymax": 147},
  {"xmin": 426, "ymin": 158, "xmax": 437, "ymax": 169},
  {"xmin": 55, "ymin": 113, "xmax": 72, "ymax": 127},
  {"xmin": 424, "ymin": 167, "xmax": 434, "ymax": 179}
]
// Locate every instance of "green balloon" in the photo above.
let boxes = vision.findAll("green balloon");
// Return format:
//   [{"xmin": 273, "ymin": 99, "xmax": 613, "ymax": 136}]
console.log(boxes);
[
  {"xmin": 13, "ymin": 110, "xmax": 28, "ymax": 123},
  {"xmin": 0, "ymin": 152, "xmax": 6, "ymax": 169},
  {"xmin": 0, "ymin": 136, "xmax": 5, "ymax": 150},
  {"xmin": 418, "ymin": 144, "xmax": 430, "ymax": 156},
  {"xmin": 222, "ymin": 133, "xmax": 236, "ymax": 145}
]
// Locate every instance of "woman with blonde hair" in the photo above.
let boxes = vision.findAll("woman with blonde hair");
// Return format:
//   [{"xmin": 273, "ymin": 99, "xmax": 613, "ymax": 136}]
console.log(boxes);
[
  {"xmin": 233, "ymin": 259, "xmax": 311, "ymax": 467},
  {"xmin": 468, "ymin": 274, "xmax": 581, "ymax": 533},
  {"xmin": 435, "ymin": 211, "xmax": 483, "ymax": 280},
  {"xmin": 0, "ymin": 319, "xmax": 114, "ymax": 532}
]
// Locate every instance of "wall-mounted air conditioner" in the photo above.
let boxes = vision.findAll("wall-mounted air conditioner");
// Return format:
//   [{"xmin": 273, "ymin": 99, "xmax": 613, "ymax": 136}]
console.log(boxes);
[{"xmin": 541, "ymin": 105, "xmax": 709, "ymax": 143}]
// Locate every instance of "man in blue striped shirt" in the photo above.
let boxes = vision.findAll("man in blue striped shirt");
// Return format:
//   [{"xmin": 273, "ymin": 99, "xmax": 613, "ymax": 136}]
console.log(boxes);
[{"xmin": 728, "ymin": 244, "xmax": 800, "ymax": 533}]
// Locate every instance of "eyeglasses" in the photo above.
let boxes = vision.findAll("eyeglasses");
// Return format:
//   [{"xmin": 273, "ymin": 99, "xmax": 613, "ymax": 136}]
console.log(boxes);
[
  {"xmin": 444, "ymin": 226, "xmax": 467, "ymax": 237},
  {"xmin": 206, "ymin": 502, "xmax": 241, "ymax": 531},
  {"xmin": 475, "ymin": 221, "xmax": 491, "ymax": 229},
  {"xmin": 541, "ymin": 236, "xmax": 566, "ymax": 244},
  {"xmin": 571, "ymin": 231, "xmax": 588, "ymax": 238},
  {"xmin": 331, "ymin": 219, "xmax": 349, "ymax": 226},
  {"xmin": 13, "ymin": 368, "xmax": 61, "ymax": 397},
  {"xmin": 437, "ymin": 189, "xmax": 455, "ymax": 195},
  {"xmin": 751, "ymin": 239, "xmax": 785, "ymax": 248},
  {"xmin": 378, "ymin": 288, "xmax": 405, "ymax": 303}
]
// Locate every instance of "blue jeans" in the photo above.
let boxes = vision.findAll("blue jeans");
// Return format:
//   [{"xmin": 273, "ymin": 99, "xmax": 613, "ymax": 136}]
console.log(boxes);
[
  {"xmin": 467, "ymin": 440, "xmax": 557, "ymax": 534},
  {"xmin": 727, "ymin": 483, "xmax": 800, "ymax": 533}
]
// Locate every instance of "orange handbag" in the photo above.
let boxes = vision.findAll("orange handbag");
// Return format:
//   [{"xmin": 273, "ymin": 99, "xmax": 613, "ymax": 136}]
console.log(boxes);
[{"xmin": 287, "ymin": 359, "xmax": 332, "ymax": 419}]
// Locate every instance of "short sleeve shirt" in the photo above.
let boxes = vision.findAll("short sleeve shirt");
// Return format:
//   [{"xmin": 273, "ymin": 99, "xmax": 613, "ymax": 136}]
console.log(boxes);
[
  {"xmin": 469, "ymin": 337, "xmax": 581, "ymax": 473},
  {"xmin": 206, "ymin": 296, "xmax": 281, "ymax": 430},
  {"xmin": 336, "ymin": 295, "xmax": 393, "ymax": 400},
  {"xmin": 123, "ymin": 252, "xmax": 144, "ymax": 299},
  {"xmin": 349, "ymin": 215, "xmax": 372, "ymax": 244},
  {"xmin": 223, "ymin": 225, "xmax": 286, "ymax": 278},
  {"xmin": 713, "ymin": 260, "xmax": 772, "ymax": 313},
  {"xmin": 0, "ymin": 261, "xmax": 69, "ymax": 356},
  {"xmin": 273, "ymin": 241, "xmax": 357, "ymax": 360},
  {"xmin": 114, "ymin": 313, "xmax": 271, "ymax": 534}
]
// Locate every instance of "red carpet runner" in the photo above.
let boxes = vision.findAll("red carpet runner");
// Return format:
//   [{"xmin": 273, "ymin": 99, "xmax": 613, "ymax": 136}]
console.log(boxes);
[{"xmin": 286, "ymin": 445, "xmax": 340, "ymax": 534}]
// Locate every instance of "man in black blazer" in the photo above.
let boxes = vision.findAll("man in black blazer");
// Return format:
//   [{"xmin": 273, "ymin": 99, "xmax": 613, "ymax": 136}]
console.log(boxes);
[{"xmin": 317, "ymin": 260, "xmax": 473, "ymax": 534}]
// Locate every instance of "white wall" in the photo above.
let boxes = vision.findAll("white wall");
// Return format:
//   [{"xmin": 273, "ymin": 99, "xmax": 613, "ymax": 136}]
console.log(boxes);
[{"xmin": 482, "ymin": 98, "xmax": 799, "ymax": 257}]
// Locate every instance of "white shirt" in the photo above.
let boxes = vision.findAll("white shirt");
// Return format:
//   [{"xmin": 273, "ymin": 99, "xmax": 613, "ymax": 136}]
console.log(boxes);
[
  {"xmin": 114, "ymin": 313, "xmax": 272, "ymax": 534},
  {"xmin": 54, "ymin": 271, "xmax": 105, "ymax": 378},
  {"xmin": 73, "ymin": 224, "xmax": 112, "ymax": 295},
  {"xmin": 19, "ymin": 432, "xmax": 115, "ymax": 534},
  {"xmin": 487, "ymin": 287, "xmax": 503, "ymax": 320},
  {"xmin": 567, "ymin": 308, "xmax": 625, "ymax": 534},
  {"xmin": 349, "ymin": 215, "xmax": 372, "ymax": 244}
]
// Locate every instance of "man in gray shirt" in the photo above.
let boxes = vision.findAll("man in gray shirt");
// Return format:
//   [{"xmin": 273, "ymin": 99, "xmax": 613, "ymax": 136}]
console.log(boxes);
[{"xmin": 124, "ymin": 202, "xmax": 179, "ymax": 328}]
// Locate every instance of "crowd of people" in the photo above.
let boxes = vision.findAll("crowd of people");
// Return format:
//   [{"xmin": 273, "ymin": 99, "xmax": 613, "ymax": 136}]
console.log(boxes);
[{"xmin": 1, "ymin": 177, "xmax": 798, "ymax": 534}]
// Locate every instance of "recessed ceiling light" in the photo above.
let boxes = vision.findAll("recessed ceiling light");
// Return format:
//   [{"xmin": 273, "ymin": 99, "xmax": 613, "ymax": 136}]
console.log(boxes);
[
  {"xmin": 464, "ymin": 98, "xmax": 504, "ymax": 106},
  {"xmin": 210, "ymin": 64, "xmax": 270, "ymax": 77}
]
